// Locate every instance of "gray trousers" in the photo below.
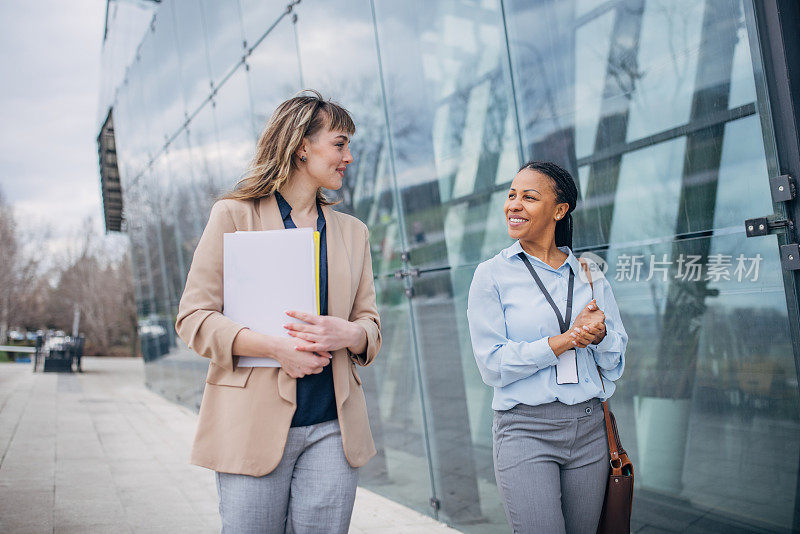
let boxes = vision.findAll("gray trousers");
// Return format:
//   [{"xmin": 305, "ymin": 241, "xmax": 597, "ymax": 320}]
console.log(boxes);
[
  {"xmin": 215, "ymin": 419, "xmax": 358, "ymax": 534},
  {"xmin": 493, "ymin": 400, "xmax": 609, "ymax": 534}
]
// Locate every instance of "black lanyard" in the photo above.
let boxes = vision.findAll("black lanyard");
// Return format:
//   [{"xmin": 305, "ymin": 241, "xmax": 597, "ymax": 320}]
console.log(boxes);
[{"xmin": 517, "ymin": 252, "xmax": 574, "ymax": 334}]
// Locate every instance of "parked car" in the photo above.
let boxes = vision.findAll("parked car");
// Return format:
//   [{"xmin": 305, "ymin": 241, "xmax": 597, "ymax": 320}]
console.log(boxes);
[{"xmin": 8, "ymin": 330, "xmax": 24, "ymax": 341}]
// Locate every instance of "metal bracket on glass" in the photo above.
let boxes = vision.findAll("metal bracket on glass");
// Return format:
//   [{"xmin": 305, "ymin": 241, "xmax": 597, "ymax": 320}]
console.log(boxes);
[
  {"xmin": 393, "ymin": 260, "xmax": 419, "ymax": 299},
  {"xmin": 429, "ymin": 497, "xmax": 441, "ymax": 511},
  {"xmin": 781, "ymin": 244, "xmax": 800, "ymax": 270},
  {"xmin": 745, "ymin": 216, "xmax": 792, "ymax": 237},
  {"xmin": 770, "ymin": 174, "xmax": 796, "ymax": 202},
  {"xmin": 393, "ymin": 268, "xmax": 420, "ymax": 279}
]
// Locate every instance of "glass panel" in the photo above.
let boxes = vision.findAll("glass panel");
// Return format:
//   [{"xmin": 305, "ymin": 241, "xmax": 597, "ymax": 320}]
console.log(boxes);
[
  {"xmin": 373, "ymin": 0, "xmax": 517, "ymax": 527},
  {"xmin": 171, "ymin": 130, "xmax": 209, "ymax": 244},
  {"xmin": 147, "ymin": 3, "xmax": 185, "ymax": 142},
  {"xmin": 503, "ymin": 0, "xmax": 579, "ymax": 167},
  {"xmin": 156, "ymin": 147, "xmax": 190, "ymax": 291},
  {"xmin": 292, "ymin": 0, "xmax": 439, "ymax": 517},
  {"xmin": 374, "ymin": 0, "xmax": 520, "ymax": 271},
  {"xmin": 357, "ymin": 275, "xmax": 435, "ymax": 517},
  {"xmin": 142, "ymin": 144, "xmax": 208, "ymax": 405},
  {"xmin": 212, "ymin": 66, "xmax": 256, "ymax": 188},
  {"xmin": 574, "ymin": 9, "xmax": 615, "ymax": 160},
  {"xmin": 100, "ymin": 1, "xmax": 153, "ymax": 118},
  {"xmin": 112, "ymin": 80, "xmax": 139, "ymax": 187},
  {"xmin": 294, "ymin": 0, "xmax": 391, "ymax": 219},
  {"xmin": 186, "ymin": 102, "xmax": 224, "ymax": 194},
  {"xmin": 142, "ymin": 159, "xmax": 178, "ymax": 318},
  {"xmin": 137, "ymin": 26, "xmax": 169, "ymax": 159},
  {"xmin": 122, "ymin": 58, "xmax": 153, "ymax": 180},
  {"xmin": 238, "ymin": 0, "xmax": 287, "ymax": 49},
  {"xmin": 624, "ymin": 0, "xmax": 706, "ymax": 142},
  {"xmin": 413, "ymin": 264, "xmax": 508, "ymax": 529},
  {"xmin": 171, "ymin": 0, "xmax": 213, "ymax": 114},
  {"xmin": 604, "ymin": 231, "xmax": 799, "ymax": 531},
  {"xmin": 200, "ymin": 0, "xmax": 246, "ymax": 84},
  {"xmin": 246, "ymin": 16, "xmax": 300, "ymax": 138}
]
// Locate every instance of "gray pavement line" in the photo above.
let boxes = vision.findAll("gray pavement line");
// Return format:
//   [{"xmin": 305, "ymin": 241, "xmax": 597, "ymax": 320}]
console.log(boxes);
[
  {"xmin": 0, "ymin": 374, "xmax": 33, "ymax": 471},
  {"xmin": 0, "ymin": 367, "xmax": 26, "ymax": 415}
]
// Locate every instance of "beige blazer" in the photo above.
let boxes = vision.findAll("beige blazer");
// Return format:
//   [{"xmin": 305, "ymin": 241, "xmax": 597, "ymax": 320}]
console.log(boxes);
[{"xmin": 175, "ymin": 195, "xmax": 381, "ymax": 476}]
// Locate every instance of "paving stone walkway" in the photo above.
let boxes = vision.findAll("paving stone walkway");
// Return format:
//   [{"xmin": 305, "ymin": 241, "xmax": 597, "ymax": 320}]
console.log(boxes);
[{"xmin": 0, "ymin": 357, "xmax": 461, "ymax": 533}]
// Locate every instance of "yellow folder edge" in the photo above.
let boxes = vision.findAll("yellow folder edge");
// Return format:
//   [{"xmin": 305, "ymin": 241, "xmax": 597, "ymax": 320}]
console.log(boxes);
[{"xmin": 313, "ymin": 231, "xmax": 321, "ymax": 315}]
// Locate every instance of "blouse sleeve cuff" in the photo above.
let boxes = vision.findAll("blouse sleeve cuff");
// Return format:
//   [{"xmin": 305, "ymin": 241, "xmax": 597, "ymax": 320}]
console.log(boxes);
[
  {"xmin": 591, "ymin": 329, "xmax": 619, "ymax": 353},
  {"xmin": 525, "ymin": 337, "xmax": 559, "ymax": 370}
]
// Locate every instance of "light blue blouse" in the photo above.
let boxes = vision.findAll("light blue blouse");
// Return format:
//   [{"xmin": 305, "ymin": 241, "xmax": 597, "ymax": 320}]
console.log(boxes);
[{"xmin": 467, "ymin": 241, "xmax": 627, "ymax": 410}]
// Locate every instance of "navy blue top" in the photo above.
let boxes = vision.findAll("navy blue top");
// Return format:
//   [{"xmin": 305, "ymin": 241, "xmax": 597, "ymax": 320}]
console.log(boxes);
[{"xmin": 274, "ymin": 192, "xmax": 337, "ymax": 427}]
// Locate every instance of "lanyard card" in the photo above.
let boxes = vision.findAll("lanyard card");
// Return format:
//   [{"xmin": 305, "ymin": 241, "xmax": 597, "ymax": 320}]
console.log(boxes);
[
  {"xmin": 517, "ymin": 251, "xmax": 581, "ymax": 385},
  {"xmin": 556, "ymin": 349, "xmax": 579, "ymax": 384}
]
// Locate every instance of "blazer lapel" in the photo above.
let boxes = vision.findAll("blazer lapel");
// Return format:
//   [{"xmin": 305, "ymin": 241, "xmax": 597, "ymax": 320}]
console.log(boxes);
[
  {"xmin": 256, "ymin": 195, "xmax": 296, "ymax": 405},
  {"xmin": 323, "ymin": 206, "xmax": 352, "ymax": 321},
  {"xmin": 323, "ymin": 206, "xmax": 353, "ymax": 406},
  {"xmin": 257, "ymin": 195, "xmax": 284, "ymax": 231}
]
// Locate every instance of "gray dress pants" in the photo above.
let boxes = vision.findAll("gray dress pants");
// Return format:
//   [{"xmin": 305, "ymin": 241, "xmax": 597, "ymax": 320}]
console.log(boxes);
[
  {"xmin": 493, "ymin": 399, "xmax": 609, "ymax": 534},
  {"xmin": 215, "ymin": 419, "xmax": 358, "ymax": 534}
]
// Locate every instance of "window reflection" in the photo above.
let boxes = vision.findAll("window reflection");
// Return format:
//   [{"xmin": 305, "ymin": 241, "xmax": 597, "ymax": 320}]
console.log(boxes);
[
  {"xmin": 186, "ymin": 102, "xmax": 224, "ymax": 195},
  {"xmin": 199, "ymin": 0, "xmax": 246, "ymax": 84},
  {"xmin": 247, "ymin": 17, "xmax": 299, "ymax": 134},
  {"xmin": 212, "ymin": 68, "xmax": 256, "ymax": 185},
  {"xmin": 607, "ymin": 232, "xmax": 797, "ymax": 529},
  {"xmin": 171, "ymin": 0, "xmax": 212, "ymax": 113}
]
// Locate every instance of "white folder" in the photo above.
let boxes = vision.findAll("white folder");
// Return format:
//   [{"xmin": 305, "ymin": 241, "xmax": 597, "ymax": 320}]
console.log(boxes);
[{"xmin": 223, "ymin": 228, "xmax": 320, "ymax": 368}]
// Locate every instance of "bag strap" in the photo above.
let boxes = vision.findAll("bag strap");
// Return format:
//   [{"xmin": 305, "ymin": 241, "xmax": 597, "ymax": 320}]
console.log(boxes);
[{"xmin": 578, "ymin": 259, "xmax": 622, "ymax": 475}]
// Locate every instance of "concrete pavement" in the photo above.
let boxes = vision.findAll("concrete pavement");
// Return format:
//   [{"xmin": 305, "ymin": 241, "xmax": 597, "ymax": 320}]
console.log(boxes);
[{"xmin": 0, "ymin": 357, "xmax": 461, "ymax": 533}]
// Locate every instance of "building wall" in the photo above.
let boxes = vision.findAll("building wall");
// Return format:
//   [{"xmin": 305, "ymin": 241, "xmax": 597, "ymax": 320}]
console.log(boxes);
[{"xmin": 106, "ymin": 0, "xmax": 800, "ymax": 531}]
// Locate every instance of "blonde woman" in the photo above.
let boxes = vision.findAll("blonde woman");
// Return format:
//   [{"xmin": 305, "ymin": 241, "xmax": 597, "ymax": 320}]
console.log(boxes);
[{"xmin": 176, "ymin": 90, "xmax": 381, "ymax": 533}]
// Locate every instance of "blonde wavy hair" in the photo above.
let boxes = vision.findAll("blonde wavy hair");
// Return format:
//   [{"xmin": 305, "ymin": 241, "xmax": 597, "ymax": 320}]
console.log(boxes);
[{"xmin": 221, "ymin": 89, "xmax": 356, "ymax": 204}]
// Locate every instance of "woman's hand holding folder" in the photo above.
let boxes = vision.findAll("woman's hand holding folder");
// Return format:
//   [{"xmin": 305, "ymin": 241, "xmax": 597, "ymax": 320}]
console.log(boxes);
[
  {"xmin": 232, "ymin": 328, "xmax": 332, "ymax": 378},
  {"xmin": 283, "ymin": 310, "xmax": 367, "ymax": 355}
]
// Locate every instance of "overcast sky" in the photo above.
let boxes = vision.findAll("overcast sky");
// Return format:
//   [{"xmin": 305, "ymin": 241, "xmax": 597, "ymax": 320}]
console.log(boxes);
[{"xmin": 0, "ymin": 1, "xmax": 128, "ymax": 258}]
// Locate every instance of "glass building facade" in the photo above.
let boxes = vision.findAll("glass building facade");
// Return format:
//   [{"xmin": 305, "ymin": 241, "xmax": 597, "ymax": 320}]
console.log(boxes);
[{"xmin": 99, "ymin": 0, "xmax": 800, "ymax": 531}]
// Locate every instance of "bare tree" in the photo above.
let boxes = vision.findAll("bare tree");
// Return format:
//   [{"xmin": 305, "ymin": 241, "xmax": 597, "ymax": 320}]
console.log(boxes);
[
  {"xmin": 0, "ymin": 188, "xmax": 44, "ymax": 341},
  {"xmin": 0, "ymin": 189, "xmax": 18, "ymax": 343},
  {"xmin": 47, "ymin": 221, "xmax": 137, "ymax": 356}
]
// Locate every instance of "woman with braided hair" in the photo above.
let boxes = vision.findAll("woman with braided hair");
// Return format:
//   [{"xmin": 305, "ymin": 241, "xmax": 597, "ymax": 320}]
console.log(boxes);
[{"xmin": 467, "ymin": 161, "xmax": 628, "ymax": 533}]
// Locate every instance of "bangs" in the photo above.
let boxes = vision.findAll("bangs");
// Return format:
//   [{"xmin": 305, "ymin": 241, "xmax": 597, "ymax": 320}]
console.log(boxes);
[{"xmin": 323, "ymin": 102, "xmax": 356, "ymax": 136}]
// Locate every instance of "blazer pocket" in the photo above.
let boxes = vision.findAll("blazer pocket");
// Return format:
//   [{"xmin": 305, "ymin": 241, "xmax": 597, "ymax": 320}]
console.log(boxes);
[
  {"xmin": 351, "ymin": 364, "xmax": 362, "ymax": 386},
  {"xmin": 205, "ymin": 361, "xmax": 254, "ymax": 387}
]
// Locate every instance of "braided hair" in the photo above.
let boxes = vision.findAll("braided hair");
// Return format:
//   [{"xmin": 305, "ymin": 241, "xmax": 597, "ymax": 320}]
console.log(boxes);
[{"xmin": 518, "ymin": 161, "xmax": 578, "ymax": 249}]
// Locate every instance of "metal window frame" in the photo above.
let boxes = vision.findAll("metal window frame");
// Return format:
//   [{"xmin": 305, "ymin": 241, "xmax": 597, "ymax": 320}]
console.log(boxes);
[{"xmin": 750, "ymin": 0, "xmax": 800, "ymax": 530}]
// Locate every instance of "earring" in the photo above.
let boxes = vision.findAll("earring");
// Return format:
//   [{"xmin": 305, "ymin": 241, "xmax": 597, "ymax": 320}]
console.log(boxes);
[{"xmin": 300, "ymin": 155, "xmax": 307, "ymax": 162}]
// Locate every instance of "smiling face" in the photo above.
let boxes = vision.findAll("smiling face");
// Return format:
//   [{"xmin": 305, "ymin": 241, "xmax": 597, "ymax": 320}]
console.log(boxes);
[
  {"xmin": 298, "ymin": 126, "xmax": 353, "ymax": 191},
  {"xmin": 504, "ymin": 169, "xmax": 570, "ymax": 241}
]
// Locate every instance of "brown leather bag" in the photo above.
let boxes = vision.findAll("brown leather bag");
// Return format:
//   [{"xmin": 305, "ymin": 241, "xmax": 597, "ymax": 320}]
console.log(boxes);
[
  {"xmin": 597, "ymin": 398, "xmax": 634, "ymax": 534},
  {"xmin": 578, "ymin": 259, "xmax": 634, "ymax": 533}
]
